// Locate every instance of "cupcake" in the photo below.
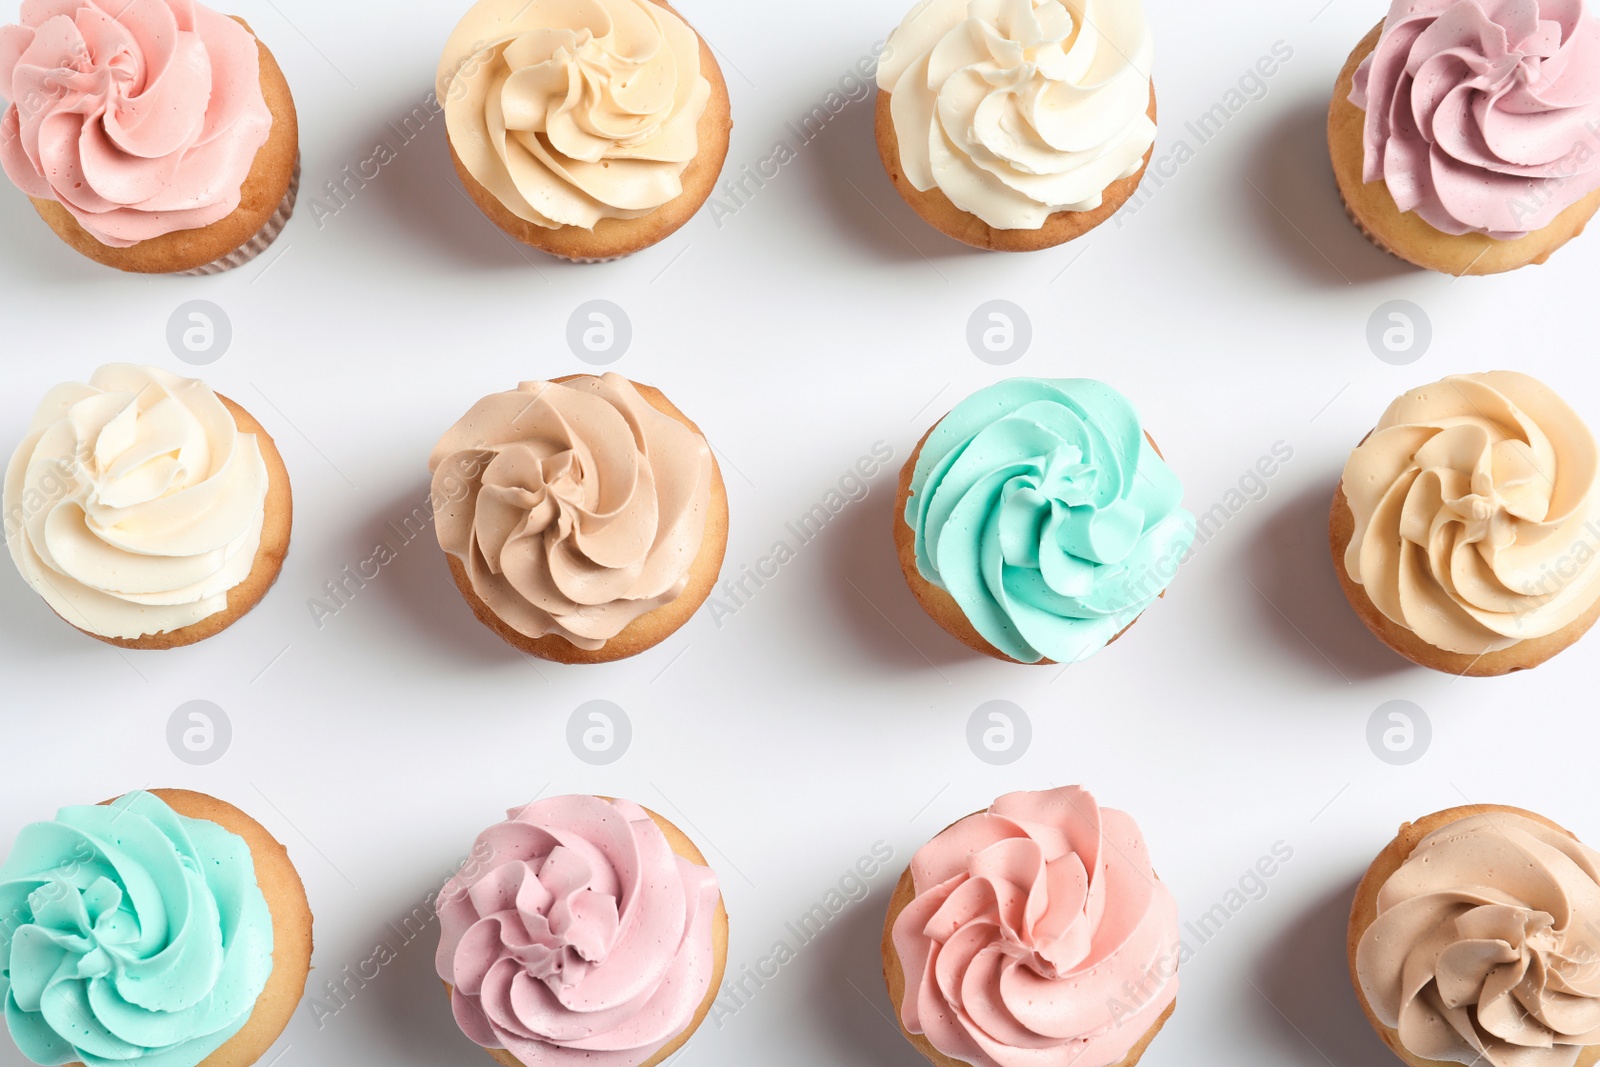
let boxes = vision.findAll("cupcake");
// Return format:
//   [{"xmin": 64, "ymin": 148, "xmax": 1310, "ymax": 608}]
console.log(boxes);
[
  {"xmin": 1331, "ymin": 372, "xmax": 1600, "ymax": 676},
  {"xmin": 430, "ymin": 373, "xmax": 727, "ymax": 663},
  {"xmin": 435, "ymin": 0, "xmax": 733, "ymax": 262},
  {"xmin": 436, "ymin": 795, "xmax": 728, "ymax": 1067},
  {"xmin": 0, "ymin": 0, "xmax": 299, "ymax": 275},
  {"xmin": 874, "ymin": 0, "xmax": 1156, "ymax": 252},
  {"xmin": 0, "ymin": 789, "xmax": 313, "ymax": 1067},
  {"xmin": 883, "ymin": 787, "xmax": 1179, "ymax": 1067},
  {"xmin": 1330, "ymin": 0, "xmax": 1600, "ymax": 275},
  {"xmin": 3, "ymin": 364, "xmax": 292, "ymax": 650},
  {"xmin": 895, "ymin": 378, "xmax": 1194, "ymax": 664},
  {"xmin": 1350, "ymin": 804, "xmax": 1600, "ymax": 1067}
]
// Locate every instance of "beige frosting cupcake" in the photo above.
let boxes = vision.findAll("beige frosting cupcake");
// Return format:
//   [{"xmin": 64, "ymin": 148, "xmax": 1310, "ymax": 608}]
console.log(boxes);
[
  {"xmin": 430, "ymin": 373, "xmax": 727, "ymax": 663},
  {"xmin": 1350, "ymin": 804, "xmax": 1600, "ymax": 1067},
  {"xmin": 4, "ymin": 365, "xmax": 292, "ymax": 650},
  {"xmin": 1330, "ymin": 372, "xmax": 1600, "ymax": 675},
  {"xmin": 436, "ymin": 0, "xmax": 732, "ymax": 261}
]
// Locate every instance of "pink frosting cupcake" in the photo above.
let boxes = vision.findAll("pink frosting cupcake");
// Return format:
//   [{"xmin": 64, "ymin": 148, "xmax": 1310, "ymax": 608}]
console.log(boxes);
[
  {"xmin": 882, "ymin": 787, "xmax": 1180, "ymax": 1067},
  {"xmin": 0, "ymin": 0, "xmax": 300, "ymax": 273},
  {"xmin": 1330, "ymin": 0, "xmax": 1600, "ymax": 273},
  {"xmin": 436, "ymin": 796, "xmax": 728, "ymax": 1067}
]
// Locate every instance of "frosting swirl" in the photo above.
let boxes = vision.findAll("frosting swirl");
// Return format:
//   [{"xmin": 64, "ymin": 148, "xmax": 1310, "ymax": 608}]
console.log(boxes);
[
  {"xmin": 892, "ymin": 788, "xmax": 1179, "ymax": 1067},
  {"xmin": 435, "ymin": 796, "xmax": 721, "ymax": 1067},
  {"xmin": 0, "ymin": 0, "xmax": 273, "ymax": 247},
  {"xmin": 3, "ymin": 364, "xmax": 270, "ymax": 641},
  {"xmin": 876, "ymin": 0, "xmax": 1156, "ymax": 229},
  {"xmin": 1341, "ymin": 371, "xmax": 1600, "ymax": 655},
  {"xmin": 1351, "ymin": 0, "xmax": 1600, "ymax": 239},
  {"xmin": 430, "ymin": 374, "xmax": 713, "ymax": 651},
  {"xmin": 1356, "ymin": 811, "xmax": 1600, "ymax": 1066},
  {"xmin": 436, "ymin": 0, "xmax": 711, "ymax": 229},
  {"xmin": 906, "ymin": 378, "xmax": 1194, "ymax": 663},
  {"xmin": 0, "ymin": 791, "xmax": 274, "ymax": 1067}
]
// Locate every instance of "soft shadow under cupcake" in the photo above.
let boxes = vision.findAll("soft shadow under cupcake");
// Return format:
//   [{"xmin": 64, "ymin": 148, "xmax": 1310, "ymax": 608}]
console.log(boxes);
[
  {"xmin": 1240, "ymin": 95, "xmax": 1411, "ymax": 286},
  {"xmin": 1244, "ymin": 476, "xmax": 1411, "ymax": 683},
  {"xmin": 356, "ymin": 894, "xmax": 474, "ymax": 1064},
  {"xmin": 816, "ymin": 470, "xmax": 969, "ymax": 675},
  {"xmin": 808, "ymin": 95, "xmax": 989, "ymax": 267},
  {"xmin": 1248, "ymin": 877, "xmax": 1394, "ymax": 1066},
  {"xmin": 361, "ymin": 480, "xmax": 531, "ymax": 670},
  {"xmin": 798, "ymin": 880, "xmax": 929, "ymax": 1067}
]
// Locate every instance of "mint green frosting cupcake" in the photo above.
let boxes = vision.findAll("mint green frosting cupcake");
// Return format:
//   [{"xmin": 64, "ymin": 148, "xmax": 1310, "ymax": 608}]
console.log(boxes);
[
  {"xmin": 0, "ymin": 792, "xmax": 274, "ymax": 1067},
  {"xmin": 906, "ymin": 378, "xmax": 1195, "ymax": 663}
]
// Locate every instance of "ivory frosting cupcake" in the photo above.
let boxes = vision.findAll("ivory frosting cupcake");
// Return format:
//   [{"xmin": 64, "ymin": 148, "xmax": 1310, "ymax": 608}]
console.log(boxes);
[
  {"xmin": 1331, "ymin": 372, "xmax": 1600, "ymax": 676},
  {"xmin": 0, "ymin": 0, "xmax": 300, "ymax": 275},
  {"xmin": 883, "ymin": 787, "xmax": 1179, "ymax": 1067},
  {"xmin": 874, "ymin": 0, "xmax": 1157, "ymax": 252},
  {"xmin": 436, "ymin": 795, "xmax": 728, "ymax": 1067},
  {"xmin": 3, "ymin": 364, "xmax": 292, "ymax": 650},
  {"xmin": 430, "ymin": 373, "xmax": 727, "ymax": 663},
  {"xmin": 1350, "ymin": 804, "xmax": 1600, "ymax": 1067},
  {"xmin": 436, "ymin": 0, "xmax": 733, "ymax": 262},
  {"xmin": 896, "ymin": 378, "xmax": 1194, "ymax": 664},
  {"xmin": 0, "ymin": 789, "xmax": 313, "ymax": 1067},
  {"xmin": 1330, "ymin": 0, "xmax": 1600, "ymax": 275}
]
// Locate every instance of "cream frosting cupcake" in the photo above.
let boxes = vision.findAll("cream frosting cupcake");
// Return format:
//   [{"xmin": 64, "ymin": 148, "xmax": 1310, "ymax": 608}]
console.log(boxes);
[
  {"xmin": 883, "ymin": 787, "xmax": 1179, "ymax": 1067},
  {"xmin": 874, "ymin": 0, "xmax": 1157, "ymax": 251},
  {"xmin": 436, "ymin": 795, "xmax": 728, "ymax": 1067},
  {"xmin": 430, "ymin": 373, "xmax": 727, "ymax": 663},
  {"xmin": 3, "ymin": 365, "xmax": 292, "ymax": 650},
  {"xmin": 1350, "ymin": 804, "xmax": 1600, "ymax": 1067},
  {"xmin": 0, "ymin": 0, "xmax": 300, "ymax": 275},
  {"xmin": 1330, "ymin": 372, "xmax": 1600, "ymax": 675},
  {"xmin": 436, "ymin": 0, "xmax": 733, "ymax": 262},
  {"xmin": 0, "ymin": 789, "xmax": 313, "ymax": 1067},
  {"xmin": 1330, "ymin": 0, "xmax": 1600, "ymax": 275},
  {"xmin": 895, "ymin": 378, "xmax": 1194, "ymax": 664}
]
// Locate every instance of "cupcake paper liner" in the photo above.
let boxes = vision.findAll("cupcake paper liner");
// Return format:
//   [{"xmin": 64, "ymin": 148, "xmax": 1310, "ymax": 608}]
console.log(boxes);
[{"xmin": 180, "ymin": 156, "xmax": 300, "ymax": 277}]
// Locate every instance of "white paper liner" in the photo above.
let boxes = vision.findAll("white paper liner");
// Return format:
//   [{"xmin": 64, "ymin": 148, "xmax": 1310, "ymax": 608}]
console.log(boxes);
[{"xmin": 179, "ymin": 156, "xmax": 300, "ymax": 276}]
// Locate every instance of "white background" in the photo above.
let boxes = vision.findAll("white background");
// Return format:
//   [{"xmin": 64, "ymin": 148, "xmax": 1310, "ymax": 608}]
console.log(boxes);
[{"xmin": 0, "ymin": 0, "xmax": 1594, "ymax": 1064}]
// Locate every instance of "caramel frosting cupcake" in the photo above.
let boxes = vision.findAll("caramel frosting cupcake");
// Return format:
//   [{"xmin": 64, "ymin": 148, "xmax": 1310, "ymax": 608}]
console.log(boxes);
[
  {"xmin": 874, "ymin": 0, "xmax": 1157, "ymax": 252},
  {"xmin": 436, "ymin": 0, "xmax": 732, "ymax": 261},
  {"xmin": 1330, "ymin": 0, "xmax": 1600, "ymax": 275},
  {"xmin": 0, "ymin": 0, "xmax": 300, "ymax": 274},
  {"xmin": 0, "ymin": 789, "xmax": 312, "ymax": 1067},
  {"xmin": 3, "ymin": 365, "xmax": 292, "ymax": 650},
  {"xmin": 430, "ymin": 373, "xmax": 727, "ymax": 663},
  {"xmin": 1331, "ymin": 372, "xmax": 1600, "ymax": 675},
  {"xmin": 436, "ymin": 795, "xmax": 728, "ymax": 1067},
  {"xmin": 896, "ymin": 378, "xmax": 1194, "ymax": 664},
  {"xmin": 883, "ymin": 787, "xmax": 1179, "ymax": 1067},
  {"xmin": 1350, "ymin": 804, "xmax": 1600, "ymax": 1067}
]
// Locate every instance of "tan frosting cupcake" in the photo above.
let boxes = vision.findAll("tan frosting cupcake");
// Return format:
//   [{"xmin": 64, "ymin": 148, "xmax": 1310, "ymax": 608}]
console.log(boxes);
[
  {"xmin": 3, "ymin": 365, "xmax": 292, "ymax": 650},
  {"xmin": 873, "ymin": 0, "xmax": 1156, "ymax": 251},
  {"xmin": 1350, "ymin": 804, "xmax": 1600, "ymax": 1067},
  {"xmin": 1, "ymin": 4, "xmax": 299, "ymax": 275},
  {"xmin": 1330, "ymin": 372, "xmax": 1600, "ymax": 675},
  {"xmin": 430, "ymin": 373, "xmax": 726, "ymax": 663},
  {"xmin": 436, "ymin": 0, "xmax": 732, "ymax": 262}
]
